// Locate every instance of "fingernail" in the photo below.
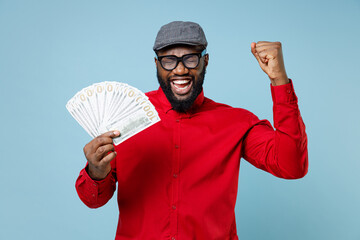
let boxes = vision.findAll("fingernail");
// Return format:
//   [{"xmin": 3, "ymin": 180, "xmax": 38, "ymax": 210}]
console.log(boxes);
[{"xmin": 113, "ymin": 130, "xmax": 120, "ymax": 135}]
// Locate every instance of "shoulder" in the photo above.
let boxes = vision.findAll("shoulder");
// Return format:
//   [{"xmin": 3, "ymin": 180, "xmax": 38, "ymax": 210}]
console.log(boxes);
[
  {"xmin": 203, "ymin": 97, "xmax": 257, "ymax": 116},
  {"xmin": 145, "ymin": 90, "xmax": 158, "ymax": 98},
  {"xmin": 145, "ymin": 90, "xmax": 160, "ymax": 105},
  {"xmin": 199, "ymin": 97, "xmax": 260, "ymax": 124}
]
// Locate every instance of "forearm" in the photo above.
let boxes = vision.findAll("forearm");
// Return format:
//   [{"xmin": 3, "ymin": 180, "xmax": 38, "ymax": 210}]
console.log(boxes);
[{"xmin": 271, "ymin": 81, "xmax": 308, "ymax": 178}]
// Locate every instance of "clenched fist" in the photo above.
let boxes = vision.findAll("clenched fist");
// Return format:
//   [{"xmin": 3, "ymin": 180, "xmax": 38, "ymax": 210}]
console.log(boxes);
[
  {"xmin": 83, "ymin": 131, "xmax": 120, "ymax": 180},
  {"xmin": 251, "ymin": 41, "xmax": 289, "ymax": 86}
]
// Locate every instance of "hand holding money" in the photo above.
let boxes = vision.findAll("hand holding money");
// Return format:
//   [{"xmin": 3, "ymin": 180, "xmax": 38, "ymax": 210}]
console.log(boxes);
[
  {"xmin": 83, "ymin": 131, "xmax": 120, "ymax": 180},
  {"xmin": 251, "ymin": 41, "xmax": 289, "ymax": 86}
]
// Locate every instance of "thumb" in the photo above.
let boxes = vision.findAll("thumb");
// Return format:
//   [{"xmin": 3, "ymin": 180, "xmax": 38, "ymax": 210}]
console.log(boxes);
[{"xmin": 251, "ymin": 42, "xmax": 261, "ymax": 62}]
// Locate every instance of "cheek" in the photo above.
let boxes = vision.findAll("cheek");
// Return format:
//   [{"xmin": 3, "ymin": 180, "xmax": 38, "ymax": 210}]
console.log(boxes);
[
  {"xmin": 191, "ymin": 68, "xmax": 202, "ymax": 80},
  {"xmin": 162, "ymin": 71, "xmax": 170, "ymax": 81},
  {"xmin": 156, "ymin": 65, "xmax": 164, "ymax": 75},
  {"xmin": 157, "ymin": 67, "xmax": 170, "ymax": 82}
]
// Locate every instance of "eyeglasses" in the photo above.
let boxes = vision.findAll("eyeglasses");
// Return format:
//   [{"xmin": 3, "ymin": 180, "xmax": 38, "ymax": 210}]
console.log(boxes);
[{"xmin": 156, "ymin": 49, "xmax": 207, "ymax": 71}]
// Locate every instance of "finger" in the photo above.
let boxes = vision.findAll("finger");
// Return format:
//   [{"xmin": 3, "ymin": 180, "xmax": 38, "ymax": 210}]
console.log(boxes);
[
  {"xmin": 84, "ymin": 131, "xmax": 120, "ymax": 159},
  {"xmin": 255, "ymin": 45, "xmax": 275, "ymax": 54},
  {"xmin": 255, "ymin": 41, "xmax": 272, "ymax": 47},
  {"xmin": 258, "ymin": 51, "xmax": 273, "ymax": 63},
  {"xmin": 255, "ymin": 44, "xmax": 280, "ymax": 54},
  {"xmin": 100, "ymin": 151, "xmax": 117, "ymax": 165},
  {"xmin": 256, "ymin": 42, "xmax": 281, "ymax": 52},
  {"xmin": 95, "ymin": 143, "xmax": 115, "ymax": 160},
  {"xmin": 99, "ymin": 130, "xmax": 121, "ymax": 139},
  {"xmin": 252, "ymin": 43, "xmax": 269, "ymax": 64},
  {"xmin": 89, "ymin": 136, "xmax": 114, "ymax": 152},
  {"xmin": 92, "ymin": 130, "xmax": 120, "ymax": 149}
]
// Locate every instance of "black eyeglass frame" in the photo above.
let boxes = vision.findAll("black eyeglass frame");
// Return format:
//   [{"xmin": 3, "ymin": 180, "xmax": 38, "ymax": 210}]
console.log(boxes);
[{"xmin": 156, "ymin": 49, "xmax": 207, "ymax": 71}]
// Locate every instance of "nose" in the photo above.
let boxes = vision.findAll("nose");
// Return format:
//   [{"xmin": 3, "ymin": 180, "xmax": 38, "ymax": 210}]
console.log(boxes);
[{"xmin": 173, "ymin": 61, "xmax": 189, "ymax": 75}]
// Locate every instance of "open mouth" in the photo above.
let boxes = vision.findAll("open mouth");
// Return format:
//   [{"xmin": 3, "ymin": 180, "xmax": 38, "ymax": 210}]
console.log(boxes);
[{"xmin": 171, "ymin": 79, "xmax": 193, "ymax": 96}]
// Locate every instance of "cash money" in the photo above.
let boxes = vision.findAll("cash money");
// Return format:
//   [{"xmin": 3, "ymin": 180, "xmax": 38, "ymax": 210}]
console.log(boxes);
[{"xmin": 66, "ymin": 81, "xmax": 160, "ymax": 145}]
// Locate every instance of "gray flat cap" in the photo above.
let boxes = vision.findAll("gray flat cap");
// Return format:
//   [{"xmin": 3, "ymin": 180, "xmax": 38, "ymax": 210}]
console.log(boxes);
[{"xmin": 153, "ymin": 21, "xmax": 208, "ymax": 51}]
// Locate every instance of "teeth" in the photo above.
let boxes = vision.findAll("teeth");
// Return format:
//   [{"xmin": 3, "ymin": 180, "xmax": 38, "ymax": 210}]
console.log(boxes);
[{"xmin": 173, "ymin": 80, "xmax": 190, "ymax": 84}]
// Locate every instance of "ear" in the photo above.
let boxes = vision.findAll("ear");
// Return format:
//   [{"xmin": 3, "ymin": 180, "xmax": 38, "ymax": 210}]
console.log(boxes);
[
  {"xmin": 204, "ymin": 54, "xmax": 209, "ymax": 68},
  {"xmin": 154, "ymin": 57, "xmax": 158, "ymax": 68}
]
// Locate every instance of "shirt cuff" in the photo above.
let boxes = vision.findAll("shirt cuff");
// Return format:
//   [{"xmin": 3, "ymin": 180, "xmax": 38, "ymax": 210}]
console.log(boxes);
[
  {"xmin": 270, "ymin": 79, "xmax": 298, "ymax": 104},
  {"xmin": 76, "ymin": 164, "xmax": 116, "ymax": 206}
]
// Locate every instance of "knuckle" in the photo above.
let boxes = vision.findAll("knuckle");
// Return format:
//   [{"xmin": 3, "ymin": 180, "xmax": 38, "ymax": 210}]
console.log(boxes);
[
  {"xmin": 96, "ymin": 146, "xmax": 105, "ymax": 154},
  {"xmin": 83, "ymin": 147, "xmax": 90, "ymax": 158},
  {"xmin": 96, "ymin": 137, "xmax": 104, "ymax": 145},
  {"xmin": 83, "ymin": 141, "xmax": 91, "ymax": 152}
]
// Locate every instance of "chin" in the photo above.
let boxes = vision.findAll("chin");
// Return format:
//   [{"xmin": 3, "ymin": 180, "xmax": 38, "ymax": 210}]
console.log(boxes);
[{"xmin": 173, "ymin": 92, "xmax": 192, "ymax": 101}]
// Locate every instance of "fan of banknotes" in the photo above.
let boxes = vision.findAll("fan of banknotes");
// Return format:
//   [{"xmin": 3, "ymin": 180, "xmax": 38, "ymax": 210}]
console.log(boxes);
[{"xmin": 66, "ymin": 81, "xmax": 160, "ymax": 145}]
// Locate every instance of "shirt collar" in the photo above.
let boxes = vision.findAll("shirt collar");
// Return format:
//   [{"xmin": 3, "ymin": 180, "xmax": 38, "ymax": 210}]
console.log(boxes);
[{"xmin": 156, "ymin": 87, "xmax": 205, "ymax": 116}]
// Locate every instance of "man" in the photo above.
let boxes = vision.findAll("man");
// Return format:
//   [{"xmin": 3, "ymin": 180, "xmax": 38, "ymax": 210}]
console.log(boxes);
[{"xmin": 76, "ymin": 21, "xmax": 308, "ymax": 239}]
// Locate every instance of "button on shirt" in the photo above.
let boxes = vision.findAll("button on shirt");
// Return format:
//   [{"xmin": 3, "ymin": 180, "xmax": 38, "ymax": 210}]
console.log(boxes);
[{"xmin": 76, "ymin": 80, "xmax": 308, "ymax": 240}]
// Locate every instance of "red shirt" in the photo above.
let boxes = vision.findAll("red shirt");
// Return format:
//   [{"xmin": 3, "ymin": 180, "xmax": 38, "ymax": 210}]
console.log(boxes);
[{"xmin": 76, "ymin": 81, "xmax": 308, "ymax": 240}]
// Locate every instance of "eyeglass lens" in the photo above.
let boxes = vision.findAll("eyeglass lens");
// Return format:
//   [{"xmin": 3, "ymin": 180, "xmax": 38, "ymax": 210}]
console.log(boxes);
[{"xmin": 161, "ymin": 54, "xmax": 200, "ymax": 70}]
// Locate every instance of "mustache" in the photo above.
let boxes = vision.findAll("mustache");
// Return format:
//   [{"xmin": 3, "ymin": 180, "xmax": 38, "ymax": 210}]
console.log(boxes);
[{"xmin": 168, "ymin": 74, "xmax": 194, "ymax": 81}]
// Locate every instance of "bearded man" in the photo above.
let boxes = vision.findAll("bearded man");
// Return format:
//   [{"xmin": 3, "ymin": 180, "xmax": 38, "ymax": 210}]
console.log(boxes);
[{"xmin": 76, "ymin": 21, "xmax": 308, "ymax": 240}]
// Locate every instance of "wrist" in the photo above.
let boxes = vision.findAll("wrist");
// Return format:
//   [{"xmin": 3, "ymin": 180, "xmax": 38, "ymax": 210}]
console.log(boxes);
[
  {"xmin": 270, "ymin": 75, "xmax": 289, "ymax": 86},
  {"xmin": 87, "ymin": 164, "xmax": 110, "ymax": 180}
]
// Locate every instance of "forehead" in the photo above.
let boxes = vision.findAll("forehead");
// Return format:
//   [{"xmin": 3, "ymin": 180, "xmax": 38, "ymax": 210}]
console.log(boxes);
[{"xmin": 157, "ymin": 44, "xmax": 203, "ymax": 56}]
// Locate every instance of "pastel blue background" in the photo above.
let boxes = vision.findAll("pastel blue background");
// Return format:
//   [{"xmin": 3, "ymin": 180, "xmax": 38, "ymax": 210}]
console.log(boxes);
[{"xmin": 1, "ymin": 0, "xmax": 359, "ymax": 239}]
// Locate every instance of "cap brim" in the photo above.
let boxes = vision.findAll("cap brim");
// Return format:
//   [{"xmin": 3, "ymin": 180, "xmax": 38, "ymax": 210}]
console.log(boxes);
[{"xmin": 154, "ymin": 41, "xmax": 203, "ymax": 51}]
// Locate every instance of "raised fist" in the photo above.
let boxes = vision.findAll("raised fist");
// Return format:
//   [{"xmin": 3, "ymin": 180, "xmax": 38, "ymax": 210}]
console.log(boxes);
[{"xmin": 251, "ymin": 41, "xmax": 289, "ymax": 86}]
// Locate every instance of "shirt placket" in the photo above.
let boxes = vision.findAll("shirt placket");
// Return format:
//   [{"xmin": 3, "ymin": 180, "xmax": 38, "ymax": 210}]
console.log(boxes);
[{"xmin": 170, "ymin": 116, "xmax": 181, "ymax": 240}]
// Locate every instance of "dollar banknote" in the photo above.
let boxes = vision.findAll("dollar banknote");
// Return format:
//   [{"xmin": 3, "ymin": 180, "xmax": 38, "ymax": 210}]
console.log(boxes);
[{"xmin": 66, "ymin": 81, "xmax": 160, "ymax": 145}]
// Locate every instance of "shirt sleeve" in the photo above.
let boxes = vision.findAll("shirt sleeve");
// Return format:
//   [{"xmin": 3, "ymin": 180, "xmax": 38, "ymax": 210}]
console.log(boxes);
[
  {"xmin": 75, "ymin": 162, "xmax": 117, "ymax": 208},
  {"xmin": 242, "ymin": 80, "xmax": 308, "ymax": 179}
]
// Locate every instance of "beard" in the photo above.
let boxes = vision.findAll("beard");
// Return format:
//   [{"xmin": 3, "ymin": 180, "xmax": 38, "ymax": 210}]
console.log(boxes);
[{"xmin": 157, "ymin": 68, "xmax": 206, "ymax": 113}]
